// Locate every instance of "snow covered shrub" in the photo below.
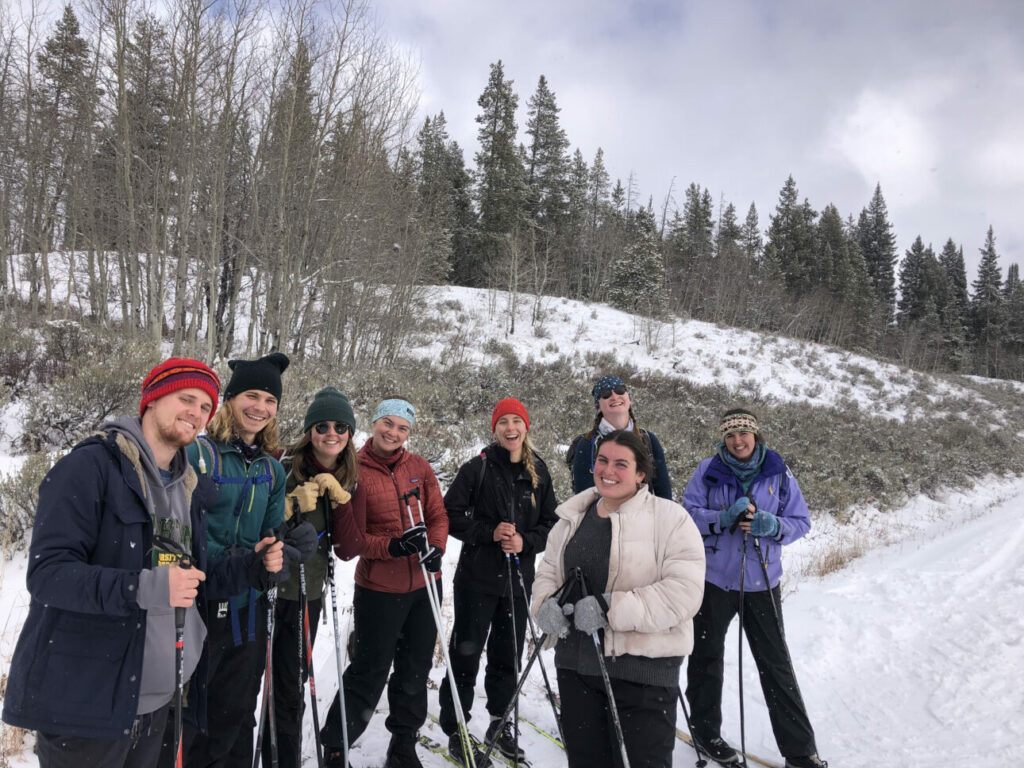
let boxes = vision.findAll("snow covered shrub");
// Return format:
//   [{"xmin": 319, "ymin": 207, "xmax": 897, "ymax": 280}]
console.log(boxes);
[
  {"xmin": 0, "ymin": 452, "xmax": 54, "ymax": 554},
  {"xmin": 0, "ymin": 323, "xmax": 39, "ymax": 390},
  {"xmin": 20, "ymin": 338, "xmax": 158, "ymax": 452}
]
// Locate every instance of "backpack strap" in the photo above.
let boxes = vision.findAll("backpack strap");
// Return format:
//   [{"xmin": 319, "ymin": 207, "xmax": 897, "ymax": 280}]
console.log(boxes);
[{"xmin": 462, "ymin": 452, "xmax": 488, "ymax": 518}]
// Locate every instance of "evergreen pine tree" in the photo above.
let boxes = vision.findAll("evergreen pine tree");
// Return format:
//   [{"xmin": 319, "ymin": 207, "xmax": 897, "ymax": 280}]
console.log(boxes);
[
  {"xmin": 1003, "ymin": 263, "xmax": 1024, "ymax": 378},
  {"xmin": 606, "ymin": 207, "xmax": 666, "ymax": 317},
  {"xmin": 716, "ymin": 200, "xmax": 741, "ymax": 258},
  {"xmin": 740, "ymin": 202, "xmax": 762, "ymax": 260},
  {"xmin": 857, "ymin": 183, "xmax": 898, "ymax": 319},
  {"xmin": 970, "ymin": 226, "xmax": 1006, "ymax": 375},
  {"xmin": 473, "ymin": 60, "xmax": 526, "ymax": 287},
  {"xmin": 763, "ymin": 175, "xmax": 819, "ymax": 294}
]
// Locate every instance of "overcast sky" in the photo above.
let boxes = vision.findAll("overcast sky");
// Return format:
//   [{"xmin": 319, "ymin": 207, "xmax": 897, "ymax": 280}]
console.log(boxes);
[{"xmin": 373, "ymin": 0, "xmax": 1024, "ymax": 282}]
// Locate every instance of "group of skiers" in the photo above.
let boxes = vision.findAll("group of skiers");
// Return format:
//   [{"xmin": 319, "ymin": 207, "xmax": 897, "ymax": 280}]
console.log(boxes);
[{"xmin": 2, "ymin": 357, "xmax": 827, "ymax": 768}]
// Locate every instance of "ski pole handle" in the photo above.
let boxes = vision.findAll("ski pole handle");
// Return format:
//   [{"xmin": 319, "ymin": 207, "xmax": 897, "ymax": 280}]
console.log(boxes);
[{"xmin": 175, "ymin": 556, "xmax": 192, "ymax": 628}]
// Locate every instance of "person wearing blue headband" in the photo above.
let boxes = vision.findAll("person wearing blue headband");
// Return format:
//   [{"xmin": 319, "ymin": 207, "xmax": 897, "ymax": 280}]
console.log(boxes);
[{"xmin": 320, "ymin": 397, "xmax": 449, "ymax": 768}]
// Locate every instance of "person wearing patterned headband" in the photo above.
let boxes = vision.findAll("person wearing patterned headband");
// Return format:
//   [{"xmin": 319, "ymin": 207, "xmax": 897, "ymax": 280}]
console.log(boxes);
[
  {"xmin": 567, "ymin": 375, "xmax": 673, "ymax": 500},
  {"xmin": 681, "ymin": 408, "xmax": 827, "ymax": 768},
  {"xmin": 2, "ymin": 358, "xmax": 284, "ymax": 768},
  {"xmin": 322, "ymin": 396, "xmax": 449, "ymax": 768}
]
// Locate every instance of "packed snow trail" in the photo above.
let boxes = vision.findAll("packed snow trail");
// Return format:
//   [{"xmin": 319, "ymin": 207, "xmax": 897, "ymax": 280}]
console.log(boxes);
[{"xmin": 766, "ymin": 484, "xmax": 1024, "ymax": 766}]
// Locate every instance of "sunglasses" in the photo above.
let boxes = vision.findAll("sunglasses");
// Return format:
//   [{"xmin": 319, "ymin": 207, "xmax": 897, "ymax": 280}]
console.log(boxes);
[
  {"xmin": 314, "ymin": 421, "xmax": 350, "ymax": 435},
  {"xmin": 597, "ymin": 384, "xmax": 628, "ymax": 400}
]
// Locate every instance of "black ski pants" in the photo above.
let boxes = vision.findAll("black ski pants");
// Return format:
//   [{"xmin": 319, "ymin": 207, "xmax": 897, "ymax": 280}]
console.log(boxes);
[
  {"xmin": 320, "ymin": 582, "xmax": 439, "ymax": 749},
  {"xmin": 36, "ymin": 703, "xmax": 170, "ymax": 768},
  {"xmin": 557, "ymin": 668, "xmax": 677, "ymax": 768},
  {"xmin": 261, "ymin": 596, "xmax": 323, "ymax": 768},
  {"xmin": 685, "ymin": 581, "xmax": 817, "ymax": 759},
  {"xmin": 437, "ymin": 586, "xmax": 527, "ymax": 735},
  {"xmin": 179, "ymin": 599, "xmax": 267, "ymax": 768}
]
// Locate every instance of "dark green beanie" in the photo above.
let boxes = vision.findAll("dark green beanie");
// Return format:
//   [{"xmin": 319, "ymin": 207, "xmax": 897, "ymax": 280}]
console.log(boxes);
[{"xmin": 303, "ymin": 387, "xmax": 356, "ymax": 433}]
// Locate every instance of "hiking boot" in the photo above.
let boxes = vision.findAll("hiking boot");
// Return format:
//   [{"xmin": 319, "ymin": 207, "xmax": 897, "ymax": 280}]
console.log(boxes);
[
  {"xmin": 447, "ymin": 733, "xmax": 492, "ymax": 767},
  {"xmin": 691, "ymin": 734, "xmax": 741, "ymax": 765},
  {"xmin": 485, "ymin": 719, "xmax": 526, "ymax": 762},
  {"xmin": 785, "ymin": 756, "xmax": 828, "ymax": 768},
  {"xmin": 384, "ymin": 734, "xmax": 423, "ymax": 768}
]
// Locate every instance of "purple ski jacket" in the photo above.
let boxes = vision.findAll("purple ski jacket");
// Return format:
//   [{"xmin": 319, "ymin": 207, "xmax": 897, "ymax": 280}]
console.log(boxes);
[{"xmin": 682, "ymin": 448, "xmax": 810, "ymax": 592}]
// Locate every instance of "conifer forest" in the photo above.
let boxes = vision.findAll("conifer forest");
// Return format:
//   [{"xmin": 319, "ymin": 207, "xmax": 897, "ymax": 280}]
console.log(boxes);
[{"xmin": 1, "ymin": 0, "xmax": 1022, "ymax": 381}]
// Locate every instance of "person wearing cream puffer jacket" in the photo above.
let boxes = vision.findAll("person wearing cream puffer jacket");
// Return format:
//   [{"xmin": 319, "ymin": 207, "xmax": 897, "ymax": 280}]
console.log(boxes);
[{"xmin": 532, "ymin": 430, "xmax": 705, "ymax": 768}]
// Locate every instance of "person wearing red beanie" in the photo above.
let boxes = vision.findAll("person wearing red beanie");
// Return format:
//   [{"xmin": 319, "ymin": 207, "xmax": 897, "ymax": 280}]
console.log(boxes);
[{"xmin": 438, "ymin": 397, "xmax": 559, "ymax": 765}]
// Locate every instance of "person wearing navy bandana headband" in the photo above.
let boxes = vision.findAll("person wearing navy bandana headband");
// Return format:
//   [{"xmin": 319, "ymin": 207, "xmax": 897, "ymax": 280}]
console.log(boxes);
[{"xmin": 566, "ymin": 375, "xmax": 673, "ymax": 500}]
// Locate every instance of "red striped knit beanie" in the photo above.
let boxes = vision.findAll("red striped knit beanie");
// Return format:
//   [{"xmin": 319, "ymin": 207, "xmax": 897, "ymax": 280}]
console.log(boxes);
[{"xmin": 140, "ymin": 357, "xmax": 221, "ymax": 423}]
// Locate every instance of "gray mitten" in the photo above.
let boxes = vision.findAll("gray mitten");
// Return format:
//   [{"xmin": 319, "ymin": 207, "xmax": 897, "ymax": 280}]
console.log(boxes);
[
  {"xmin": 573, "ymin": 595, "xmax": 608, "ymax": 634},
  {"xmin": 536, "ymin": 597, "xmax": 570, "ymax": 639}
]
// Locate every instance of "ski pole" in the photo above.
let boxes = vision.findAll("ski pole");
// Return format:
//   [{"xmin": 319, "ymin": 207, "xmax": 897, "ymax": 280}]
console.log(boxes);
[
  {"xmin": 737, "ymin": 532, "xmax": 749, "ymax": 768},
  {"xmin": 504, "ymin": 552, "xmax": 521, "ymax": 767},
  {"xmin": 677, "ymin": 688, "xmax": 708, "ymax": 768},
  {"xmin": 483, "ymin": 572, "xmax": 576, "ymax": 762},
  {"xmin": 402, "ymin": 487, "xmax": 477, "ymax": 768},
  {"xmin": 575, "ymin": 568, "xmax": 631, "ymax": 768},
  {"xmin": 512, "ymin": 554, "xmax": 564, "ymax": 746},
  {"xmin": 290, "ymin": 496, "xmax": 325, "ymax": 768},
  {"xmin": 174, "ymin": 555, "xmax": 192, "ymax": 768},
  {"xmin": 299, "ymin": 559, "xmax": 325, "ymax": 768},
  {"xmin": 254, "ymin": 531, "xmax": 281, "ymax": 768},
  {"xmin": 323, "ymin": 498, "xmax": 350, "ymax": 768}
]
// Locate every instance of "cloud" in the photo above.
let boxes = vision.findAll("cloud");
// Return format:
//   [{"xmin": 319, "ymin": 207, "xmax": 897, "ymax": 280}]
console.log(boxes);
[{"xmin": 826, "ymin": 89, "xmax": 938, "ymax": 205}]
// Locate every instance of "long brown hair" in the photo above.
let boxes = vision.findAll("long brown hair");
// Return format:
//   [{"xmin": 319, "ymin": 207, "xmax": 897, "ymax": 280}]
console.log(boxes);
[
  {"xmin": 284, "ymin": 429, "xmax": 359, "ymax": 489},
  {"xmin": 205, "ymin": 397, "xmax": 281, "ymax": 453}
]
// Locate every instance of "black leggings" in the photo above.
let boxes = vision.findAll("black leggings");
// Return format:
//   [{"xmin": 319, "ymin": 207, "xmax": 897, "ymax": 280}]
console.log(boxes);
[
  {"xmin": 320, "ymin": 582, "xmax": 439, "ymax": 748},
  {"xmin": 685, "ymin": 582, "xmax": 817, "ymax": 758}
]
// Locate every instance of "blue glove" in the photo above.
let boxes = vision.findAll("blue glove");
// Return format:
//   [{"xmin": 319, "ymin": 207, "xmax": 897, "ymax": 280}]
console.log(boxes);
[
  {"xmin": 749, "ymin": 510, "xmax": 780, "ymax": 538},
  {"xmin": 719, "ymin": 496, "xmax": 751, "ymax": 531}
]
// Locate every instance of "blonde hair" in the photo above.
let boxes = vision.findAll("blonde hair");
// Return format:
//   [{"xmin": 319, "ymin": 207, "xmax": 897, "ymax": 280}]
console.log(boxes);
[
  {"xmin": 284, "ymin": 429, "xmax": 359, "ymax": 490},
  {"xmin": 206, "ymin": 397, "xmax": 281, "ymax": 454},
  {"xmin": 521, "ymin": 433, "xmax": 540, "ymax": 490}
]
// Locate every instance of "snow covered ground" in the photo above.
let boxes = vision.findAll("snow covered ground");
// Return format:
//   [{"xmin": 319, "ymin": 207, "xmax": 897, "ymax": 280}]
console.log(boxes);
[{"xmin": 3, "ymin": 472, "xmax": 1022, "ymax": 767}]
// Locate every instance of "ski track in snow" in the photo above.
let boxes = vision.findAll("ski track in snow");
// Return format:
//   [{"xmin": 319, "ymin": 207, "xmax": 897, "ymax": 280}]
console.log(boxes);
[{"xmin": 4, "ymin": 477, "xmax": 1023, "ymax": 766}]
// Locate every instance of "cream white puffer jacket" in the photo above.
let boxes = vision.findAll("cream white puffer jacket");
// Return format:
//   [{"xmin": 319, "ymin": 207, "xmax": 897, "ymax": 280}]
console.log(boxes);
[{"xmin": 532, "ymin": 485, "xmax": 706, "ymax": 659}]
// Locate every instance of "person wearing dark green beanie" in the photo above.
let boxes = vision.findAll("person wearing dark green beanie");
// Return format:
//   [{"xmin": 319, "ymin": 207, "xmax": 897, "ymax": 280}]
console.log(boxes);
[{"xmin": 264, "ymin": 387, "xmax": 367, "ymax": 768}]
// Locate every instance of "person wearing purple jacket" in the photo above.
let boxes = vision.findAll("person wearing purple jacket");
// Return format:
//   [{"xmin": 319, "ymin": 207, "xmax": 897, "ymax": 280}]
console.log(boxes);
[{"xmin": 682, "ymin": 409, "xmax": 826, "ymax": 768}]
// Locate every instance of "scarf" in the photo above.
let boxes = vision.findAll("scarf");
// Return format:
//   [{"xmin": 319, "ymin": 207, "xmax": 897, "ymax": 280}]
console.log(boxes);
[{"xmin": 717, "ymin": 441, "xmax": 766, "ymax": 493}]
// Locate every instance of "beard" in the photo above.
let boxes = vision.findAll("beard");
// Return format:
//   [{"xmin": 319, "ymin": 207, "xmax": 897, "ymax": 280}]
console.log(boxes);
[{"xmin": 156, "ymin": 417, "xmax": 200, "ymax": 450}]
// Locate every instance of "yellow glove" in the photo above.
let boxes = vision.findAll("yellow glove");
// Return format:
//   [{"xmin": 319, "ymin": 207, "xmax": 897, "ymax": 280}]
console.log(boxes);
[
  {"xmin": 285, "ymin": 481, "xmax": 321, "ymax": 519},
  {"xmin": 313, "ymin": 473, "xmax": 351, "ymax": 506}
]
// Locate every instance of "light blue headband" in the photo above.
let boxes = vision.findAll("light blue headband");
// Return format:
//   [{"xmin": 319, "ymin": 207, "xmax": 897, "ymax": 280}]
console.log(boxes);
[{"xmin": 373, "ymin": 398, "xmax": 416, "ymax": 426}]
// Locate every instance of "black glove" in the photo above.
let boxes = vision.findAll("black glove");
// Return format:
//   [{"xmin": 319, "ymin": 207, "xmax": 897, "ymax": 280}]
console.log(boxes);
[
  {"xmin": 282, "ymin": 520, "xmax": 318, "ymax": 563},
  {"xmin": 387, "ymin": 523, "xmax": 428, "ymax": 558},
  {"xmin": 272, "ymin": 557, "xmax": 291, "ymax": 584},
  {"xmin": 419, "ymin": 545, "xmax": 443, "ymax": 573}
]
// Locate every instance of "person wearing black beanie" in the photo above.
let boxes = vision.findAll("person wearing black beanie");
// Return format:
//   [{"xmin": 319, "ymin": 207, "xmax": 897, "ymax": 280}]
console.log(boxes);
[{"xmin": 168, "ymin": 351, "xmax": 317, "ymax": 768}]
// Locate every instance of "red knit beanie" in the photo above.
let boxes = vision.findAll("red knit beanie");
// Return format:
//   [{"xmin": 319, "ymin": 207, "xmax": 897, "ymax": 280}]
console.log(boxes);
[
  {"xmin": 140, "ymin": 358, "xmax": 221, "ymax": 423},
  {"xmin": 491, "ymin": 397, "xmax": 530, "ymax": 433}
]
